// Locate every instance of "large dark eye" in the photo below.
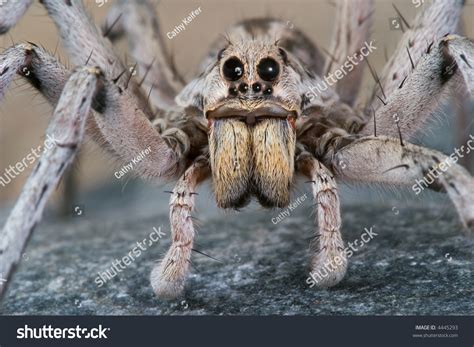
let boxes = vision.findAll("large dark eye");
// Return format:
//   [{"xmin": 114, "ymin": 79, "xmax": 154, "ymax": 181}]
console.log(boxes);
[
  {"xmin": 223, "ymin": 57, "xmax": 244, "ymax": 81},
  {"xmin": 257, "ymin": 57, "xmax": 280, "ymax": 81}
]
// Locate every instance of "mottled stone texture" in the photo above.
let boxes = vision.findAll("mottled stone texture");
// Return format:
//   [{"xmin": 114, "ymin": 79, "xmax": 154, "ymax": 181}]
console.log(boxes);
[{"xmin": 0, "ymin": 183, "xmax": 472, "ymax": 315}]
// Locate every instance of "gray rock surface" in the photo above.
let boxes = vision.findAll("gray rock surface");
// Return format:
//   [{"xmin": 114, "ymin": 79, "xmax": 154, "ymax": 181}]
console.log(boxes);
[{"xmin": 0, "ymin": 182, "xmax": 473, "ymax": 315}]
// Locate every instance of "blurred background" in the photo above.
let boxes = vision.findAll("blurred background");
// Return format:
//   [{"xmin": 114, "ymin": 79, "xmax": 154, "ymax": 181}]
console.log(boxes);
[{"xmin": 0, "ymin": 0, "xmax": 473, "ymax": 210}]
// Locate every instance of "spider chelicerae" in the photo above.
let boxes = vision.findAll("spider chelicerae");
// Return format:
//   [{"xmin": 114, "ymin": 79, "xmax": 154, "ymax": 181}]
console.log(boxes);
[{"xmin": 0, "ymin": 0, "xmax": 472, "ymax": 299}]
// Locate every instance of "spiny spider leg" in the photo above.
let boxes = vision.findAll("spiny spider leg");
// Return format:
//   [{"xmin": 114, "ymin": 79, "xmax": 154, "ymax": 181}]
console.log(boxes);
[
  {"xmin": 40, "ymin": 0, "xmax": 124, "ymax": 82},
  {"xmin": 0, "ymin": 0, "xmax": 31, "ymax": 34},
  {"xmin": 447, "ymin": 36, "xmax": 474, "ymax": 95},
  {"xmin": 89, "ymin": 75, "xmax": 190, "ymax": 180},
  {"xmin": 361, "ymin": 35, "xmax": 474, "ymax": 139},
  {"xmin": 366, "ymin": 0, "xmax": 464, "ymax": 110},
  {"xmin": 0, "ymin": 66, "xmax": 101, "ymax": 296},
  {"xmin": 0, "ymin": 42, "xmax": 191, "ymax": 296},
  {"xmin": 39, "ymin": 0, "xmax": 154, "ymax": 116},
  {"xmin": 150, "ymin": 157, "xmax": 210, "ymax": 299},
  {"xmin": 5, "ymin": 0, "xmax": 190, "ymax": 176},
  {"xmin": 0, "ymin": 0, "xmax": 149, "ymax": 94},
  {"xmin": 104, "ymin": 0, "xmax": 185, "ymax": 110},
  {"xmin": 332, "ymin": 136, "xmax": 474, "ymax": 230},
  {"xmin": 0, "ymin": 43, "xmax": 70, "ymax": 102},
  {"xmin": 0, "ymin": 43, "xmax": 106, "ymax": 144},
  {"xmin": 324, "ymin": 0, "xmax": 374, "ymax": 106},
  {"xmin": 0, "ymin": 42, "xmax": 188, "ymax": 179},
  {"xmin": 297, "ymin": 152, "xmax": 347, "ymax": 287}
]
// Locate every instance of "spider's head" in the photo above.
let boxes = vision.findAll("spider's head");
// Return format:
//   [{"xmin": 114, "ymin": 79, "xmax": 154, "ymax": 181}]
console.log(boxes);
[
  {"xmin": 204, "ymin": 42, "xmax": 300, "ymax": 125},
  {"xmin": 176, "ymin": 40, "xmax": 306, "ymax": 209}
]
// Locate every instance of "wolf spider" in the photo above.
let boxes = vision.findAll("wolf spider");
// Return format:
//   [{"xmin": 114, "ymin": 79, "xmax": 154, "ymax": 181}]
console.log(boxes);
[{"xmin": 0, "ymin": 0, "xmax": 473, "ymax": 299}]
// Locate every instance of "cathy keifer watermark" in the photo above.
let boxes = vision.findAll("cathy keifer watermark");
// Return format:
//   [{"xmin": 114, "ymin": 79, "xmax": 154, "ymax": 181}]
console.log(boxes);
[
  {"xmin": 0, "ymin": 134, "xmax": 59, "ymax": 188},
  {"xmin": 306, "ymin": 226, "xmax": 378, "ymax": 288},
  {"xmin": 305, "ymin": 40, "xmax": 377, "ymax": 102},
  {"xmin": 95, "ymin": 226, "xmax": 166, "ymax": 287},
  {"xmin": 167, "ymin": 6, "xmax": 202, "ymax": 40},
  {"xmin": 412, "ymin": 134, "xmax": 474, "ymax": 195},
  {"xmin": 114, "ymin": 146, "xmax": 152, "ymax": 179},
  {"xmin": 272, "ymin": 193, "xmax": 308, "ymax": 224}
]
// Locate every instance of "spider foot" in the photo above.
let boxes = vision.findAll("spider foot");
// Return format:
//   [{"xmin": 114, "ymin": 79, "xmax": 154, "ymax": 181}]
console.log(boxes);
[
  {"xmin": 150, "ymin": 248, "xmax": 189, "ymax": 299},
  {"xmin": 443, "ymin": 172, "xmax": 474, "ymax": 233},
  {"xmin": 150, "ymin": 265, "xmax": 185, "ymax": 299},
  {"xmin": 309, "ymin": 242, "xmax": 347, "ymax": 288},
  {"xmin": 459, "ymin": 209, "xmax": 474, "ymax": 234}
]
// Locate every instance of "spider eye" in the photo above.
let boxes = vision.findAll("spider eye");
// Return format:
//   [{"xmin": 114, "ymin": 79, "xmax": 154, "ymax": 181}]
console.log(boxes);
[
  {"xmin": 257, "ymin": 57, "xmax": 280, "ymax": 82},
  {"xmin": 222, "ymin": 57, "xmax": 244, "ymax": 81}
]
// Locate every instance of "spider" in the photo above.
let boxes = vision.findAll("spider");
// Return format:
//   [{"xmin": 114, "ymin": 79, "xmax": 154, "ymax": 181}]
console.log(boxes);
[{"xmin": 0, "ymin": 0, "xmax": 473, "ymax": 300}]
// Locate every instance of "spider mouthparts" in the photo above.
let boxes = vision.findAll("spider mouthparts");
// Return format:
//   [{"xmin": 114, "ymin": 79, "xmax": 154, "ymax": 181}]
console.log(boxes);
[
  {"xmin": 246, "ymin": 114, "xmax": 256, "ymax": 125},
  {"xmin": 206, "ymin": 105, "xmax": 297, "ymax": 126}
]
